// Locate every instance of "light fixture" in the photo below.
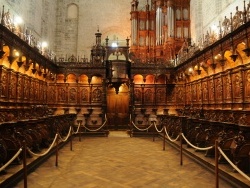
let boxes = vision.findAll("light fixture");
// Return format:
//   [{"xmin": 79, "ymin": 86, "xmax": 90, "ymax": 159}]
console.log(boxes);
[
  {"xmin": 218, "ymin": 43, "xmax": 227, "ymax": 67},
  {"xmin": 14, "ymin": 16, "xmax": 23, "ymax": 25},
  {"xmin": 31, "ymin": 61, "xmax": 37, "ymax": 74},
  {"xmin": 195, "ymin": 58, "xmax": 202, "ymax": 75},
  {"xmin": 210, "ymin": 49, "xmax": 217, "ymax": 70},
  {"xmin": 229, "ymin": 37, "xmax": 238, "ymax": 62},
  {"xmin": 188, "ymin": 67, "xmax": 193, "ymax": 75},
  {"xmin": 16, "ymin": 51, "xmax": 23, "ymax": 68},
  {"xmin": 7, "ymin": 47, "xmax": 17, "ymax": 64}
]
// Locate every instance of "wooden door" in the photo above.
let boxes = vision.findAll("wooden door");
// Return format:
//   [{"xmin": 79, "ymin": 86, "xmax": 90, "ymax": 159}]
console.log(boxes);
[{"xmin": 106, "ymin": 83, "xmax": 129, "ymax": 130}]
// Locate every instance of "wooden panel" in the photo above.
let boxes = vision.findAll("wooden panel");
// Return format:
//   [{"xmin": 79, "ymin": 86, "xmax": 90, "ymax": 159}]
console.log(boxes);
[
  {"xmin": 231, "ymin": 72, "xmax": 243, "ymax": 103},
  {"xmin": 244, "ymin": 70, "xmax": 250, "ymax": 102},
  {"xmin": 215, "ymin": 76, "xmax": 222, "ymax": 109},
  {"xmin": 134, "ymin": 85, "xmax": 142, "ymax": 104},
  {"xmin": 23, "ymin": 75, "xmax": 30, "ymax": 101},
  {"xmin": 29, "ymin": 78, "xmax": 35, "ymax": 102},
  {"xmin": 47, "ymin": 84, "xmax": 56, "ymax": 104},
  {"xmin": 91, "ymin": 85, "xmax": 103, "ymax": 104},
  {"xmin": 68, "ymin": 86, "xmax": 77, "ymax": 104},
  {"xmin": 17, "ymin": 73, "xmax": 24, "ymax": 102},
  {"xmin": 175, "ymin": 84, "xmax": 185, "ymax": 105},
  {"xmin": 185, "ymin": 83, "xmax": 191, "ymax": 104},
  {"xmin": 79, "ymin": 86, "xmax": 89, "ymax": 104},
  {"xmin": 202, "ymin": 78, "xmax": 208, "ymax": 103},
  {"xmin": 197, "ymin": 81, "xmax": 202, "ymax": 103},
  {"xmin": 156, "ymin": 85, "xmax": 166, "ymax": 104},
  {"xmin": 34, "ymin": 79, "xmax": 39, "ymax": 103},
  {"xmin": 107, "ymin": 85, "xmax": 129, "ymax": 129},
  {"xmin": 9, "ymin": 71, "xmax": 17, "ymax": 101},
  {"xmin": 0, "ymin": 67, "xmax": 8, "ymax": 99},
  {"xmin": 57, "ymin": 84, "xmax": 67, "ymax": 104},
  {"xmin": 144, "ymin": 86, "xmax": 154, "ymax": 104},
  {"xmin": 208, "ymin": 77, "xmax": 215, "ymax": 104}
]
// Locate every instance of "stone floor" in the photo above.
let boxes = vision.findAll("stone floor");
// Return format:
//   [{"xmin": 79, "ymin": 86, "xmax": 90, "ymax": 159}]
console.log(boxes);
[{"xmin": 5, "ymin": 131, "xmax": 248, "ymax": 188}]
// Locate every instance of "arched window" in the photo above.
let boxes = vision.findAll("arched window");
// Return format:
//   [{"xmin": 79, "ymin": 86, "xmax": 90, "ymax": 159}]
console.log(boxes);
[
  {"xmin": 183, "ymin": 8, "xmax": 189, "ymax": 20},
  {"xmin": 176, "ymin": 9, "xmax": 181, "ymax": 20},
  {"xmin": 67, "ymin": 4, "xmax": 78, "ymax": 19}
]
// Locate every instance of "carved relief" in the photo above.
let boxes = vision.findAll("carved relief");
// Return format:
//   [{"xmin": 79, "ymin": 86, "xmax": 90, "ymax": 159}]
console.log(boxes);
[
  {"xmin": 144, "ymin": 89, "xmax": 153, "ymax": 103},
  {"xmin": 224, "ymin": 75, "xmax": 232, "ymax": 100},
  {"xmin": 34, "ymin": 81, "xmax": 39, "ymax": 101},
  {"xmin": 43, "ymin": 83, "xmax": 47, "ymax": 102},
  {"xmin": 69, "ymin": 88, "xmax": 77, "ymax": 103},
  {"xmin": 48, "ymin": 86, "xmax": 56, "ymax": 102},
  {"xmin": 186, "ymin": 84, "xmax": 191, "ymax": 103},
  {"xmin": 245, "ymin": 71, "xmax": 250, "ymax": 99},
  {"xmin": 176, "ymin": 87, "xmax": 183, "ymax": 103},
  {"xmin": 134, "ymin": 89, "xmax": 142, "ymax": 103},
  {"xmin": 23, "ymin": 77, "xmax": 30, "ymax": 100},
  {"xmin": 9, "ymin": 76, "xmax": 16, "ymax": 99},
  {"xmin": 233, "ymin": 73, "xmax": 242, "ymax": 99},
  {"xmin": 1, "ymin": 72, "xmax": 7, "ymax": 97},
  {"xmin": 192, "ymin": 84, "xmax": 197, "ymax": 101},
  {"xmin": 215, "ymin": 78, "xmax": 222, "ymax": 101},
  {"xmin": 30, "ymin": 80, "xmax": 34, "ymax": 101},
  {"xmin": 197, "ymin": 82, "xmax": 201, "ymax": 102},
  {"xmin": 167, "ymin": 87, "xmax": 175, "ymax": 102},
  {"xmin": 222, "ymin": 16, "xmax": 230, "ymax": 36},
  {"xmin": 156, "ymin": 88, "xmax": 165, "ymax": 103},
  {"xmin": 58, "ymin": 87, "xmax": 66, "ymax": 102},
  {"xmin": 232, "ymin": 6, "xmax": 243, "ymax": 30},
  {"xmin": 202, "ymin": 81, "xmax": 208, "ymax": 101},
  {"xmin": 208, "ymin": 79, "xmax": 214, "ymax": 102},
  {"xmin": 238, "ymin": 114, "xmax": 247, "ymax": 125},
  {"xmin": 80, "ymin": 88, "xmax": 88, "ymax": 102},
  {"xmin": 39, "ymin": 82, "xmax": 43, "ymax": 101},
  {"xmin": 92, "ymin": 88, "xmax": 102, "ymax": 102},
  {"xmin": 17, "ymin": 76, "xmax": 23, "ymax": 99}
]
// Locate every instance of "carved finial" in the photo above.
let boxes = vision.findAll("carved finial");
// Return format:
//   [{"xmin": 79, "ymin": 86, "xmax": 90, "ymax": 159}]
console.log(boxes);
[
  {"xmin": 1, "ymin": 5, "xmax": 4, "ymax": 25},
  {"xmin": 97, "ymin": 25, "xmax": 99, "ymax": 32}
]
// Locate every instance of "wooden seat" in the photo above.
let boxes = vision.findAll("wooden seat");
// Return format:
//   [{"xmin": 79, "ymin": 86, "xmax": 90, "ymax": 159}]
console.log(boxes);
[{"xmin": 232, "ymin": 143, "xmax": 250, "ymax": 173}]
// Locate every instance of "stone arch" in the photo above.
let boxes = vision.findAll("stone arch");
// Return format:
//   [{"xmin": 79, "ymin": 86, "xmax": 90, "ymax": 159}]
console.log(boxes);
[
  {"xmin": 66, "ymin": 73, "xmax": 77, "ymax": 83},
  {"xmin": 78, "ymin": 74, "xmax": 89, "ymax": 84},
  {"xmin": 145, "ymin": 74, "xmax": 155, "ymax": 84},
  {"xmin": 56, "ymin": 74, "xmax": 65, "ymax": 83},
  {"xmin": 133, "ymin": 74, "xmax": 144, "ymax": 84}
]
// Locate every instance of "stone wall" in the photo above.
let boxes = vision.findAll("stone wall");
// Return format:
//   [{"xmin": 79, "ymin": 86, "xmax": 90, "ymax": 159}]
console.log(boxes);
[
  {"xmin": 0, "ymin": 0, "xmax": 57, "ymax": 49},
  {"xmin": 2, "ymin": 0, "xmax": 243, "ymax": 62},
  {"xmin": 190, "ymin": 0, "xmax": 242, "ymax": 44}
]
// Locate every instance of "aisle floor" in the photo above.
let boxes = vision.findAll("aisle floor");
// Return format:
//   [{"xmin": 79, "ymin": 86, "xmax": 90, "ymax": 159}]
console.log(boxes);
[{"xmin": 13, "ymin": 131, "xmax": 236, "ymax": 188}]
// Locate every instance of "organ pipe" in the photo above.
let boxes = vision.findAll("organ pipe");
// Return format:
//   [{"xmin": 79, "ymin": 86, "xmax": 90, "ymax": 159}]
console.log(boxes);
[
  {"xmin": 167, "ymin": 5, "xmax": 174, "ymax": 37},
  {"xmin": 156, "ymin": 7, "xmax": 163, "ymax": 45},
  {"xmin": 130, "ymin": 0, "xmax": 190, "ymax": 63}
]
